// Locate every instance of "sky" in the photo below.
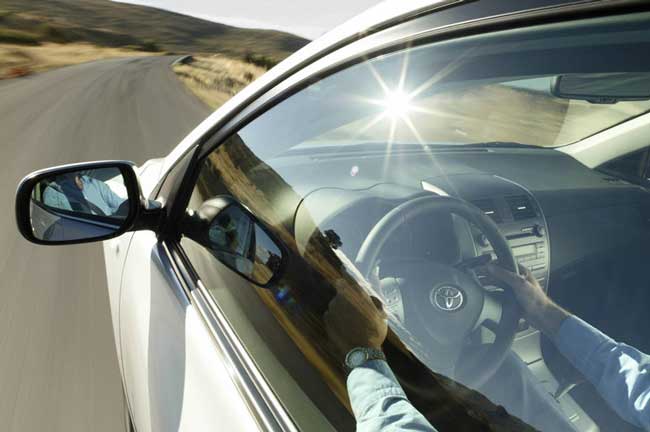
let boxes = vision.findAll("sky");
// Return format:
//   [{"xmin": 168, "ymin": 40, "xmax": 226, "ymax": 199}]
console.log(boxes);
[{"xmin": 113, "ymin": 0, "xmax": 382, "ymax": 40}]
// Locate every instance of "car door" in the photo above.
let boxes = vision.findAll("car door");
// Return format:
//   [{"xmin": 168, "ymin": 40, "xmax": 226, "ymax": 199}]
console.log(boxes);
[{"xmin": 118, "ymin": 159, "xmax": 262, "ymax": 430}]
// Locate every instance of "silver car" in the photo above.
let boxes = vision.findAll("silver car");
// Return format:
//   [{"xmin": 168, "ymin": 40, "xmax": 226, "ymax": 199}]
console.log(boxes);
[{"xmin": 15, "ymin": 1, "xmax": 650, "ymax": 431}]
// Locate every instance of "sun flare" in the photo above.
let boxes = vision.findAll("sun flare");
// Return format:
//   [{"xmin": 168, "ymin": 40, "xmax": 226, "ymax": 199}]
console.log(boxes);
[{"xmin": 382, "ymin": 90, "xmax": 413, "ymax": 119}]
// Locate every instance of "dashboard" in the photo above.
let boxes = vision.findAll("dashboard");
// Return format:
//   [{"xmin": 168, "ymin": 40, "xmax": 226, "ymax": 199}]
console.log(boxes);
[{"xmin": 288, "ymin": 146, "xmax": 650, "ymax": 294}]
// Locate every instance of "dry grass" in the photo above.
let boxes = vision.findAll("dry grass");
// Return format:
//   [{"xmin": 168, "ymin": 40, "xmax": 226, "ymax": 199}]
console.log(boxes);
[
  {"xmin": 0, "ymin": 42, "xmax": 156, "ymax": 78},
  {"xmin": 0, "ymin": 0, "xmax": 308, "ymax": 61},
  {"xmin": 173, "ymin": 55, "xmax": 266, "ymax": 109}
]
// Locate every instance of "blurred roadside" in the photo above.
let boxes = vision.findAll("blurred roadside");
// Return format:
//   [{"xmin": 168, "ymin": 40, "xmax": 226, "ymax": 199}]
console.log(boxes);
[
  {"xmin": 0, "ymin": 0, "xmax": 308, "ymax": 102},
  {"xmin": 173, "ymin": 54, "xmax": 268, "ymax": 108},
  {"xmin": 0, "ymin": 42, "xmax": 156, "ymax": 78}
]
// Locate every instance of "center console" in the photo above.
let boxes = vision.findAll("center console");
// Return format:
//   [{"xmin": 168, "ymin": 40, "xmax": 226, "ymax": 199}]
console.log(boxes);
[
  {"xmin": 422, "ymin": 174, "xmax": 598, "ymax": 431},
  {"xmin": 422, "ymin": 174, "xmax": 550, "ymax": 289}
]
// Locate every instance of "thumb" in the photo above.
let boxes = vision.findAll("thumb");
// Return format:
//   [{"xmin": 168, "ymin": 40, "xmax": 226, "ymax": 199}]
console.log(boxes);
[{"xmin": 370, "ymin": 296, "xmax": 387, "ymax": 319}]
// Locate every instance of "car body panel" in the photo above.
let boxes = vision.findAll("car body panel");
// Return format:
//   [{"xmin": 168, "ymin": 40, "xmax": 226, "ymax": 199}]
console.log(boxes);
[
  {"xmin": 117, "ymin": 230, "xmax": 260, "ymax": 432},
  {"xmin": 104, "ymin": 159, "xmax": 261, "ymax": 431}
]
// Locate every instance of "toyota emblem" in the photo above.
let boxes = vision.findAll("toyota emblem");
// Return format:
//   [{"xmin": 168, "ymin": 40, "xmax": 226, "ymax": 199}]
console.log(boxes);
[{"xmin": 431, "ymin": 285, "xmax": 464, "ymax": 311}]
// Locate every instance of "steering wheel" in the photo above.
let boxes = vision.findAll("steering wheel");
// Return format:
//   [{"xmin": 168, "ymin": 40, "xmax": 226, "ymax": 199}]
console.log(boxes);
[{"xmin": 355, "ymin": 195, "xmax": 520, "ymax": 389}]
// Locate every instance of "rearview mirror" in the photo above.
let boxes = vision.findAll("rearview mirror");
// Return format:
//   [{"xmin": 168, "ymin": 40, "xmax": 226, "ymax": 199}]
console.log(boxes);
[
  {"xmin": 551, "ymin": 73, "xmax": 650, "ymax": 104},
  {"xmin": 182, "ymin": 196, "xmax": 285, "ymax": 286},
  {"xmin": 15, "ymin": 161, "xmax": 141, "ymax": 245}
]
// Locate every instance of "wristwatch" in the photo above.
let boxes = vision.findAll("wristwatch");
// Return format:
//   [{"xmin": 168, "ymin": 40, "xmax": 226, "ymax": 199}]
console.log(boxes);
[{"xmin": 344, "ymin": 347, "xmax": 386, "ymax": 371}]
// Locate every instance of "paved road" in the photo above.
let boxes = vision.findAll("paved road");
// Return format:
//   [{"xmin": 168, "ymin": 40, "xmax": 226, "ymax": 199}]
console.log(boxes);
[{"xmin": 0, "ymin": 56, "xmax": 209, "ymax": 432}]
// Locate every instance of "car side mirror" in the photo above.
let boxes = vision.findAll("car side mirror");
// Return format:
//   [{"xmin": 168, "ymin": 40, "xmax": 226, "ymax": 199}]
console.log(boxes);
[
  {"xmin": 15, "ymin": 161, "xmax": 144, "ymax": 245},
  {"xmin": 181, "ymin": 196, "xmax": 285, "ymax": 286}
]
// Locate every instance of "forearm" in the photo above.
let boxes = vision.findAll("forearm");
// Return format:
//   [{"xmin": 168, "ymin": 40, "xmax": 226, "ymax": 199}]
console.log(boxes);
[
  {"xmin": 348, "ymin": 360, "xmax": 437, "ymax": 432},
  {"xmin": 527, "ymin": 301, "xmax": 570, "ymax": 337},
  {"xmin": 554, "ymin": 316, "xmax": 650, "ymax": 429}
]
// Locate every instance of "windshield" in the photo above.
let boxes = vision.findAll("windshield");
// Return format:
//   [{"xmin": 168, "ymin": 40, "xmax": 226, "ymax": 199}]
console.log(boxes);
[
  {"xmin": 242, "ymin": 13, "xmax": 650, "ymax": 156},
  {"xmin": 311, "ymin": 76, "xmax": 650, "ymax": 148}
]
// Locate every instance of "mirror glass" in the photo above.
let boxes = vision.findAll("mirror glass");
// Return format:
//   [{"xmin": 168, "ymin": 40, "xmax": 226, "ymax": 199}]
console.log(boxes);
[
  {"xmin": 205, "ymin": 204, "xmax": 282, "ymax": 285},
  {"xmin": 552, "ymin": 73, "xmax": 650, "ymax": 103},
  {"xmin": 29, "ymin": 167, "xmax": 131, "ymax": 242}
]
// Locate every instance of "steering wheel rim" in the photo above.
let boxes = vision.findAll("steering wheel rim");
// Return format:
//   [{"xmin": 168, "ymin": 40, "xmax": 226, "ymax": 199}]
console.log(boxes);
[{"xmin": 355, "ymin": 194, "xmax": 520, "ymax": 388}]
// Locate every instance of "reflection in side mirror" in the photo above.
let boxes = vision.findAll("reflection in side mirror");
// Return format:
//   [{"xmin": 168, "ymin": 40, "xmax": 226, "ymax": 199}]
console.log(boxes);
[
  {"xmin": 16, "ymin": 161, "xmax": 140, "ymax": 245},
  {"xmin": 183, "ymin": 197, "xmax": 284, "ymax": 286}
]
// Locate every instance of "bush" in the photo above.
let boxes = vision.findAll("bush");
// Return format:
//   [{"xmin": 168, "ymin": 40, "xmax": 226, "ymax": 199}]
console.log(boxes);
[
  {"xmin": 0, "ymin": 29, "xmax": 40, "ymax": 45},
  {"xmin": 6, "ymin": 66, "xmax": 31, "ymax": 78},
  {"xmin": 140, "ymin": 40, "xmax": 161, "ymax": 52},
  {"xmin": 243, "ymin": 51, "xmax": 277, "ymax": 70},
  {"xmin": 38, "ymin": 24, "xmax": 72, "ymax": 43}
]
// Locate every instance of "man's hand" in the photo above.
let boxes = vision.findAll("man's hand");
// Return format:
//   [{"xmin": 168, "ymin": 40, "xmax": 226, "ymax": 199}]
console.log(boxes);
[
  {"xmin": 324, "ymin": 277, "xmax": 388, "ymax": 361},
  {"xmin": 487, "ymin": 263, "xmax": 570, "ymax": 336}
]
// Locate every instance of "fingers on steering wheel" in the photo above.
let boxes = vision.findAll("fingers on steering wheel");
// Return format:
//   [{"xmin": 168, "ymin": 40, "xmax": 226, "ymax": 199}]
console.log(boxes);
[
  {"xmin": 487, "ymin": 263, "xmax": 526, "ymax": 286},
  {"xmin": 517, "ymin": 263, "xmax": 535, "ymax": 282}
]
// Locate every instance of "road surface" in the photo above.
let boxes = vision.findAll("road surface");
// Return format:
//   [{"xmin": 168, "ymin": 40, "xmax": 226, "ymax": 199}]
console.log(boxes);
[{"xmin": 0, "ymin": 56, "xmax": 209, "ymax": 432}]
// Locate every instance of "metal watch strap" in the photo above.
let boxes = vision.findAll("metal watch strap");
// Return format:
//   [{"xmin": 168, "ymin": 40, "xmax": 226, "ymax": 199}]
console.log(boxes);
[
  {"xmin": 345, "ymin": 347, "xmax": 386, "ymax": 373},
  {"xmin": 363, "ymin": 347, "xmax": 385, "ymax": 363}
]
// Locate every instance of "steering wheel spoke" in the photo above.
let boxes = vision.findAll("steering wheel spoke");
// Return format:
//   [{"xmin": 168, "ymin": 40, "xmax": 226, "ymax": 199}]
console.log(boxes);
[
  {"xmin": 455, "ymin": 253, "xmax": 493, "ymax": 271},
  {"xmin": 475, "ymin": 289, "xmax": 503, "ymax": 332}
]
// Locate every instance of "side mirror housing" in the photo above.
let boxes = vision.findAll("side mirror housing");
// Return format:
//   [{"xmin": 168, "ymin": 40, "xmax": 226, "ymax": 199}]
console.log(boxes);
[
  {"xmin": 181, "ymin": 196, "xmax": 285, "ymax": 286},
  {"xmin": 15, "ymin": 160, "xmax": 155, "ymax": 245}
]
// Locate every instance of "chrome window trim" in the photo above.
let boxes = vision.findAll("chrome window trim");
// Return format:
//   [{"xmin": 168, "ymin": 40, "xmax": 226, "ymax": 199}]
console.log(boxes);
[
  {"xmin": 156, "ymin": 241, "xmax": 192, "ymax": 307},
  {"xmin": 161, "ymin": 240, "xmax": 298, "ymax": 432}
]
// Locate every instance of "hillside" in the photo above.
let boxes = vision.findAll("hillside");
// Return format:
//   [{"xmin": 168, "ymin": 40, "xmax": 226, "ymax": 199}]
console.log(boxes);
[{"xmin": 0, "ymin": 0, "xmax": 309, "ymax": 62}]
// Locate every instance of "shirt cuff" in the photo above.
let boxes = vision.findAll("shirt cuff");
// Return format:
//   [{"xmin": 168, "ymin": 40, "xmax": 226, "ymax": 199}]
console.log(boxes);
[
  {"xmin": 554, "ymin": 315, "xmax": 613, "ymax": 381},
  {"xmin": 346, "ymin": 359, "xmax": 407, "ymax": 420}
]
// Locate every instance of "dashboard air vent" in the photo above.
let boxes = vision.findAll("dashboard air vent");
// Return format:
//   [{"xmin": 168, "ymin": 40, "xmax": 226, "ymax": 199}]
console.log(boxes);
[
  {"xmin": 471, "ymin": 199, "xmax": 502, "ymax": 223},
  {"xmin": 506, "ymin": 195, "xmax": 536, "ymax": 220}
]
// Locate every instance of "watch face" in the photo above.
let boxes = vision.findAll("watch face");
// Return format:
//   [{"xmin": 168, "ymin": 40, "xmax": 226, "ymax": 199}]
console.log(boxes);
[{"xmin": 347, "ymin": 348, "xmax": 368, "ymax": 368}]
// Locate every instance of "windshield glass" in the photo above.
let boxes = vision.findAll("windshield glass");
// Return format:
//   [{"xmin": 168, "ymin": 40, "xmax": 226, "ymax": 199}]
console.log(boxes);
[
  {"xmin": 181, "ymin": 11, "xmax": 650, "ymax": 432},
  {"xmin": 242, "ymin": 13, "xmax": 650, "ymax": 155},
  {"xmin": 312, "ymin": 76, "xmax": 650, "ymax": 148}
]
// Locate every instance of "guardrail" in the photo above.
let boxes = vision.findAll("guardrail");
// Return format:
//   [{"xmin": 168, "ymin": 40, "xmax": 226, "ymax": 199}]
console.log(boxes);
[{"xmin": 172, "ymin": 55, "xmax": 193, "ymax": 66}]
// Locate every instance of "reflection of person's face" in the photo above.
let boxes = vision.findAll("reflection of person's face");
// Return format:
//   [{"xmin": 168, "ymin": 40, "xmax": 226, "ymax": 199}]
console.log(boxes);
[{"xmin": 74, "ymin": 175, "xmax": 84, "ymax": 190}]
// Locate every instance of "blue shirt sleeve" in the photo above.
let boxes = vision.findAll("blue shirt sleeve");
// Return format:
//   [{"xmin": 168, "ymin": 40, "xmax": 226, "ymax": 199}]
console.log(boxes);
[
  {"xmin": 347, "ymin": 360, "xmax": 437, "ymax": 432},
  {"xmin": 42, "ymin": 186, "xmax": 72, "ymax": 210},
  {"xmin": 554, "ymin": 316, "xmax": 650, "ymax": 430},
  {"xmin": 85, "ymin": 177, "xmax": 125, "ymax": 215}
]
